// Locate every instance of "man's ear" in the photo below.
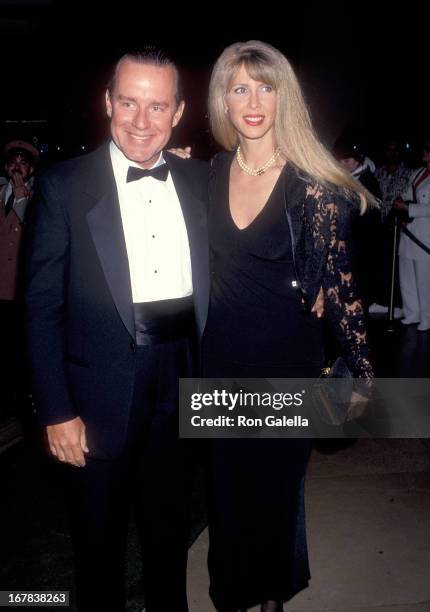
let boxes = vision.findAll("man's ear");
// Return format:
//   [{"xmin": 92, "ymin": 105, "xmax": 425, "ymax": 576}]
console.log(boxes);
[
  {"xmin": 172, "ymin": 100, "xmax": 185, "ymax": 128},
  {"xmin": 105, "ymin": 90, "xmax": 112, "ymax": 118}
]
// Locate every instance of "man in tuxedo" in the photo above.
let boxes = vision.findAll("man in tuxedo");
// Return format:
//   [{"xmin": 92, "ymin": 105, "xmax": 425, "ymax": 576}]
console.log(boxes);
[{"xmin": 25, "ymin": 49, "xmax": 209, "ymax": 612}]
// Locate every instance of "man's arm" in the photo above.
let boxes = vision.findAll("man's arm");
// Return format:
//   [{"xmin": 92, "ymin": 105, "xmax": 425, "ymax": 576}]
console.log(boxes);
[{"xmin": 25, "ymin": 173, "xmax": 88, "ymax": 467}]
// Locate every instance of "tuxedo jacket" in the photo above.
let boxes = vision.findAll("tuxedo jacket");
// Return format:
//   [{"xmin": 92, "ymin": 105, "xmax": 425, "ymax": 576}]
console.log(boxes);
[{"xmin": 25, "ymin": 144, "xmax": 209, "ymax": 458}]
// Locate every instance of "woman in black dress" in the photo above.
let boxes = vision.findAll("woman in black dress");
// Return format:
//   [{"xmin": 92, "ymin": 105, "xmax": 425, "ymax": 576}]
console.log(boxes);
[{"xmin": 203, "ymin": 41, "xmax": 376, "ymax": 612}]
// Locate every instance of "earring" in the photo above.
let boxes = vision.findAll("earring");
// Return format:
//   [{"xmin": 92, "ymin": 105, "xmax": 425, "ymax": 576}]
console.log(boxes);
[{"xmin": 224, "ymin": 107, "xmax": 229, "ymax": 114}]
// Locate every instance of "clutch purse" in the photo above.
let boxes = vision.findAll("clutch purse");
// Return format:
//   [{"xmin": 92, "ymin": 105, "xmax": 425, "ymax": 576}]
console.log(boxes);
[{"xmin": 313, "ymin": 357, "xmax": 371, "ymax": 426}]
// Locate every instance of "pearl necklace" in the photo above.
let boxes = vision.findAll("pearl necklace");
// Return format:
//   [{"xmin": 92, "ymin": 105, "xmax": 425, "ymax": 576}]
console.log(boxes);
[{"xmin": 236, "ymin": 145, "xmax": 280, "ymax": 176}]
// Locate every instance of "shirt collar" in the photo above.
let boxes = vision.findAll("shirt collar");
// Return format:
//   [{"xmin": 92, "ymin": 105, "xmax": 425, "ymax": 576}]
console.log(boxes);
[
  {"xmin": 4, "ymin": 177, "xmax": 32, "ymax": 201},
  {"xmin": 110, "ymin": 141, "xmax": 165, "ymax": 184}
]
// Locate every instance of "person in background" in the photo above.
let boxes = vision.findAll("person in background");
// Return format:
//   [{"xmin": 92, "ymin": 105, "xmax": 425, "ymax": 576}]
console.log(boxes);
[
  {"xmin": 375, "ymin": 140, "xmax": 412, "ymax": 219},
  {"xmin": 0, "ymin": 139, "xmax": 38, "ymax": 416},
  {"xmin": 394, "ymin": 139, "xmax": 430, "ymax": 331},
  {"xmin": 333, "ymin": 137, "xmax": 382, "ymax": 307},
  {"xmin": 333, "ymin": 137, "xmax": 381, "ymax": 200},
  {"xmin": 365, "ymin": 139, "xmax": 413, "ymax": 316}
]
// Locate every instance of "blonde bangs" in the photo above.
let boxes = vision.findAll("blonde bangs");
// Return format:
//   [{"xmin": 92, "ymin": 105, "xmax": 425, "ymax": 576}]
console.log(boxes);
[{"xmin": 227, "ymin": 57, "xmax": 278, "ymax": 91}]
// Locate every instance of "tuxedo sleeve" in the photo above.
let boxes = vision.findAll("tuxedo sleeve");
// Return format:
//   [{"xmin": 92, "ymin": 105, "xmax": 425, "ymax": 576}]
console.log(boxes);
[{"xmin": 25, "ymin": 173, "xmax": 77, "ymax": 425}]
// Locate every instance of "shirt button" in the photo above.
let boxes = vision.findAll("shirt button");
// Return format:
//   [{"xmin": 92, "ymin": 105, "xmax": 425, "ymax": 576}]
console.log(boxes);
[
  {"xmin": 154, "ymin": 270, "xmax": 158, "ymax": 273},
  {"xmin": 152, "ymin": 235, "xmax": 155, "ymax": 238},
  {"xmin": 149, "ymin": 200, "xmax": 152, "ymax": 203}
]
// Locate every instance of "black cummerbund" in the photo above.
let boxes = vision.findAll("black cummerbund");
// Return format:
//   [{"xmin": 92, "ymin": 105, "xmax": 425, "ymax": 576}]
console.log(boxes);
[{"xmin": 133, "ymin": 295, "xmax": 195, "ymax": 346}]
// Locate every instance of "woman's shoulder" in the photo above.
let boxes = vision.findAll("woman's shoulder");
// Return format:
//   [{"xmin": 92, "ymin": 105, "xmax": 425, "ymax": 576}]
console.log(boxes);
[
  {"xmin": 286, "ymin": 164, "xmax": 360, "ymax": 216},
  {"xmin": 210, "ymin": 149, "xmax": 234, "ymax": 170},
  {"xmin": 208, "ymin": 150, "xmax": 234, "ymax": 193}
]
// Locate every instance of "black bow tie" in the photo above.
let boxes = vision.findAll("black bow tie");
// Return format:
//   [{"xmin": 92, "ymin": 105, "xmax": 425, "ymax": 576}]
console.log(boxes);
[{"xmin": 126, "ymin": 164, "xmax": 169, "ymax": 183}]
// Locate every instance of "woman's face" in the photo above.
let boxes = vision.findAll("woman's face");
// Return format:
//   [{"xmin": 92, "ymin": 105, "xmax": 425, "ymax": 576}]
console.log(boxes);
[
  {"xmin": 224, "ymin": 64, "xmax": 277, "ymax": 143},
  {"xmin": 422, "ymin": 144, "xmax": 430, "ymax": 165}
]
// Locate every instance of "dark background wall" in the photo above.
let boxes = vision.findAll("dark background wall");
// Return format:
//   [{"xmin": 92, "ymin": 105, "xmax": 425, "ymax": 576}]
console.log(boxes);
[{"xmin": 0, "ymin": 1, "xmax": 426, "ymax": 163}]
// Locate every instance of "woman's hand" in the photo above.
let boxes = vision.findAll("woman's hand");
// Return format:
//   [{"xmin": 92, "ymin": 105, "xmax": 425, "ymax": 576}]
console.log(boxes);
[
  {"xmin": 347, "ymin": 390, "xmax": 369, "ymax": 421},
  {"xmin": 167, "ymin": 146, "xmax": 192, "ymax": 159},
  {"xmin": 311, "ymin": 286, "xmax": 324, "ymax": 318}
]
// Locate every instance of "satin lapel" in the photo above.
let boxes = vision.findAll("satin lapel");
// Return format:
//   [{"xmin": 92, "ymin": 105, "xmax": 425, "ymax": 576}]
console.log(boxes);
[
  {"xmin": 164, "ymin": 152, "xmax": 210, "ymax": 335},
  {"xmin": 85, "ymin": 148, "xmax": 135, "ymax": 340}
]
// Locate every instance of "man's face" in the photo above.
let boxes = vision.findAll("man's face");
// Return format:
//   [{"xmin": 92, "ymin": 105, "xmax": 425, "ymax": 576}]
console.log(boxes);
[
  {"xmin": 5, "ymin": 154, "xmax": 33, "ymax": 182},
  {"xmin": 340, "ymin": 157, "xmax": 360, "ymax": 173},
  {"xmin": 105, "ymin": 60, "xmax": 184, "ymax": 168},
  {"xmin": 385, "ymin": 143, "xmax": 400, "ymax": 165},
  {"xmin": 423, "ymin": 144, "xmax": 430, "ymax": 165}
]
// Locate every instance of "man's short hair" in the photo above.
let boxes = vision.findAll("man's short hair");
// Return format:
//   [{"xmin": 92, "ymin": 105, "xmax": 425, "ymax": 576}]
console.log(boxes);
[{"xmin": 107, "ymin": 47, "xmax": 183, "ymax": 106}]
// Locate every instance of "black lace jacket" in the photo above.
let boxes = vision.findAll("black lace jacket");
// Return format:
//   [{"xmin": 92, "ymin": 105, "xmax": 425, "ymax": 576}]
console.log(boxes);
[
  {"xmin": 209, "ymin": 155, "xmax": 374, "ymax": 379},
  {"xmin": 283, "ymin": 164, "xmax": 374, "ymax": 378}
]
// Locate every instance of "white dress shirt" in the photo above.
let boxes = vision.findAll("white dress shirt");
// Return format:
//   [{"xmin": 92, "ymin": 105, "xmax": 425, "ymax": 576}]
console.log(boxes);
[{"xmin": 110, "ymin": 141, "xmax": 192, "ymax": 303}]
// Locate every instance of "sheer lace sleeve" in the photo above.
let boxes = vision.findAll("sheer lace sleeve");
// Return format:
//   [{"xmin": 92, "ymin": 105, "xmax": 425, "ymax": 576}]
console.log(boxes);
[{"xmin": 304, "ymin": 183, "xmax": 374, "ymax": 379}]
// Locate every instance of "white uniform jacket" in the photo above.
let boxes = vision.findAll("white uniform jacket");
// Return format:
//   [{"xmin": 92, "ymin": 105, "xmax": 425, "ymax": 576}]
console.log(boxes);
[{"xmin": 399, "ymin": 167, "xmax": 430, "ymax": 260}]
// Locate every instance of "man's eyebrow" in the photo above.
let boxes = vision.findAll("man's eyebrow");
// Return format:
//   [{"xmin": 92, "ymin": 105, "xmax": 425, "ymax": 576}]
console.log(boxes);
[
  {"xmin": 116, "ymin": 95, "xmax": 169, "ymax": 107},
  {"xmin": 117, "ymin": 94, "xmax": 138, "ymax": 102}
]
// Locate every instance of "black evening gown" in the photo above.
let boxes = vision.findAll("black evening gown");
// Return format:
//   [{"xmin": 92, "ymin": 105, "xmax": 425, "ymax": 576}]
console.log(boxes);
[{"xmin": 202, "ymin": 152, "xmax": 325, "ymax": 610}]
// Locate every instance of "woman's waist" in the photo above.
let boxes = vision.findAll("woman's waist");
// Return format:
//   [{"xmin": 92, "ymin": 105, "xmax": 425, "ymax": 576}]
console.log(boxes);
[
  {"xmin": 203, "ymin": 308, "xmax": 324, "ymax": 361},
  {"xmin": 201, "ymin": 349, "xmax": 324, "ymax": 377},
  {"xmin": 210, "ymin": 274, "xmax": 302, "ymax": 308}
]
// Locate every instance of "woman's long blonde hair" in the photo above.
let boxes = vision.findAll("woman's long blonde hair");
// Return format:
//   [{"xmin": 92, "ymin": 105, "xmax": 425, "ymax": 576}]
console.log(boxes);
[{"xmin": 209, "ymin": 40, "xmax": 378, "ymax": 213}]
